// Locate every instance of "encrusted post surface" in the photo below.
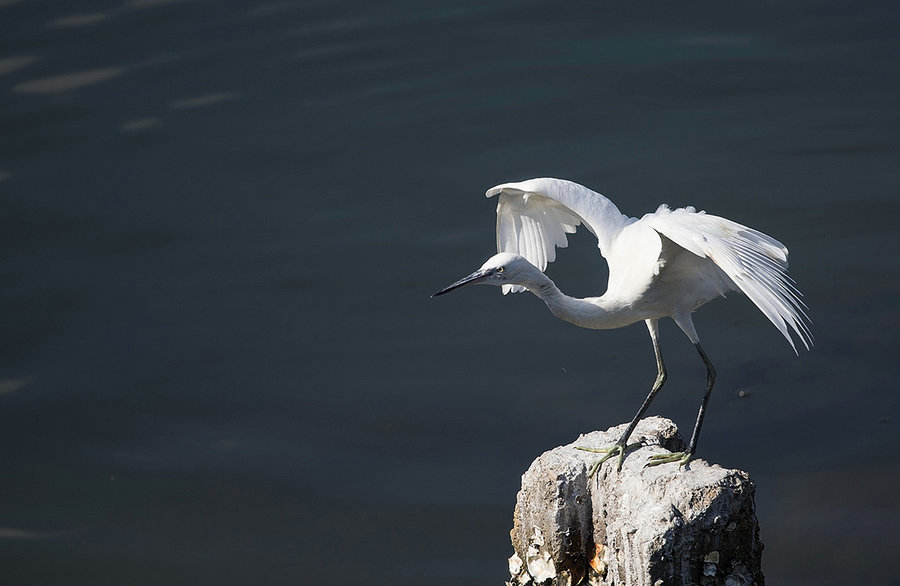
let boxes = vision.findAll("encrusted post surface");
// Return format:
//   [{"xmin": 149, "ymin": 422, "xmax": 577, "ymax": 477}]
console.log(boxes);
[{"xmin": 508, "ymin": 417, "xmax": 764, "ymax": 586}]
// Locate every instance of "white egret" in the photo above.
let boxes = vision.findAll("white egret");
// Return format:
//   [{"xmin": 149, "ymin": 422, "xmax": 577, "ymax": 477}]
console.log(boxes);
[{"xmin": 433, "ymin": 178, "xmax": 812, "ymax": 471}]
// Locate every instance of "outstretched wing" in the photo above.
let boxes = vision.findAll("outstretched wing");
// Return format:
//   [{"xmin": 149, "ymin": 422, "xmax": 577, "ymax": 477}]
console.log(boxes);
[
  {"xmin": 644, "ymin": 205, "xmax": 813, "ymax": 353},
  {"xmin": 486, "ymin": 178, "xmax": 633, "ymax": 294},
  {"xmin": 491, "ymin": 190, "xmax": 581, "ymax": 294}
]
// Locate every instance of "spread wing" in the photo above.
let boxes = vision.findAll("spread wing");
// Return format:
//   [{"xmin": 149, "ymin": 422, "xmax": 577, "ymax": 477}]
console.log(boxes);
[
  {"xmin": 644, "ymin": 205, "xmax": 813, "ymax": 353},
  {"xmin": 486, "ymin": 178, "xmax": 633, "ymax": 294},
  {"xmin": 492, "ymin": 190, "xmax": 581, "ymax": 293}
]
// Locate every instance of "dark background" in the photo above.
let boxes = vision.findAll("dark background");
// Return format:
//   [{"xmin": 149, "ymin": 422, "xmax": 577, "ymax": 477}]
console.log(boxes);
[{"xmin": 1, "ymin": 1, "xmax": 898, "ymax": 584}]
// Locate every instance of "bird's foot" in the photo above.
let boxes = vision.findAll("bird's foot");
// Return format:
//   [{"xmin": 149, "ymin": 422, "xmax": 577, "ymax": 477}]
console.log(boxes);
[
  {"xmin": 645, "ymin": 450, "xmax": 693, "ymax": 468},
  {"xmin": 576, "ymin": 442, "xmax": 642, "ymax": 475}
]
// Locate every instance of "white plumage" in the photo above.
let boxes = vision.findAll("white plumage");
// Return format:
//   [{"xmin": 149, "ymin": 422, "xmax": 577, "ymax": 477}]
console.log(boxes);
[
  {"xmin": 434, "ymin": 177, "xmax": 812, "ymax": 470},
  {"xmin": 487, "ymin": 177, "xmax": 811, "ymax": 353}
]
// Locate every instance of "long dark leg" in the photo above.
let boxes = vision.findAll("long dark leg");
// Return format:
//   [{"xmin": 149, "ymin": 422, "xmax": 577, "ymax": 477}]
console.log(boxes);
[
  {"xmin": 614, "ymin": 327, "xmax": 667, "ymax": 449},
  {"xmin": 646, "ymin": 342, "xmax": 717, "ymax": 467},
  {"xmin": 578, "ymin": 320, "xmax": 667, "ymax": 472},
  {"xmin": 686, "ymin": 343, "xmax": 716, "ymax": 457}
]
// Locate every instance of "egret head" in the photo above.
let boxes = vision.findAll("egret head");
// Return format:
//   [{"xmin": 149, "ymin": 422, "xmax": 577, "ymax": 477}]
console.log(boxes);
[{"xmin": 432, "ymin": 252, "xmax": 540, "ymax": 297}]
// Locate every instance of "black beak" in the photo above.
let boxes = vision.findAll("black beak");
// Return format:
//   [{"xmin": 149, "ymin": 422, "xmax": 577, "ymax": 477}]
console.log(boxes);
[{"xmin": 431, "ymin": 268, "xmax": 492, "ymax": 298}]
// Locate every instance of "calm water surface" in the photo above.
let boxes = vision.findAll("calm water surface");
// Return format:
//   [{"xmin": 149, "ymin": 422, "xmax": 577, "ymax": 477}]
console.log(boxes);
[{"xmin": 1, "ymin": 1, "xmax": 898, "ymax": 584}]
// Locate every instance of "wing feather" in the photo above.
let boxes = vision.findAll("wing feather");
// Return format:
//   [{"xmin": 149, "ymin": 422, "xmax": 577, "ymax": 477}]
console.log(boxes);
[
  {"xmin": 645, "ymin": 206, "xmax": 812, "ymax": 353},
  {"xmin": 487, "ymin": 178, "xmax": 632, "ymax": 294}
]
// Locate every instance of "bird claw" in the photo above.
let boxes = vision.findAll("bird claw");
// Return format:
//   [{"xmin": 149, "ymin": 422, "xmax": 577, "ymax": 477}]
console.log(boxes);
[
  {"xmin": 576, "ymin": 442, "xmax": 642, "ymax": 475},
  {"xmin": 644, "ymin": 451, "xmax": 692, "ymax": 468}
]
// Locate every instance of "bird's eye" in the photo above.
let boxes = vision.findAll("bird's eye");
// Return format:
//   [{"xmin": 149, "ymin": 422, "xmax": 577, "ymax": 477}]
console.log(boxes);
[{"xmin": 496, "ymin": 266, "xmax": 504, "ymax": 273}]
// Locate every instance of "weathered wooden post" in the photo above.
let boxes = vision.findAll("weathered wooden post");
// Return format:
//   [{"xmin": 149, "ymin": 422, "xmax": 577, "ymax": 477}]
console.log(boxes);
[{"xmin": 508, "ymin": 417, "xmax": 764, "ymax": 586}]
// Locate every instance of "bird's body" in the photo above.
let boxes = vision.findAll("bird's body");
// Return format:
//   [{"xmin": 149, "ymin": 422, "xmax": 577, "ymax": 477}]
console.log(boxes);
[
  {"xmin": 434, "ymin": 178, "xmax": 811, "ymax": 470},
  {"xmin": 484, "ymin": 178, "xmax": 810, "ymax": 349}
]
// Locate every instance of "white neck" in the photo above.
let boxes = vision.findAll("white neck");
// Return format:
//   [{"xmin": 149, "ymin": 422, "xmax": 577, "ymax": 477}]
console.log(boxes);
[{"xmin": 520, "ymin": 272, "xmax": 639, "ymax": 331}]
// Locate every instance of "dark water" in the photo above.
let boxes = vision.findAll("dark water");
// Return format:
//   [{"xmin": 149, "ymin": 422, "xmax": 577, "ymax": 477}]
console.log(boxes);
[{"xmin": 1, "ymin": 1, "xmax": 898, "ymax": 584}]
